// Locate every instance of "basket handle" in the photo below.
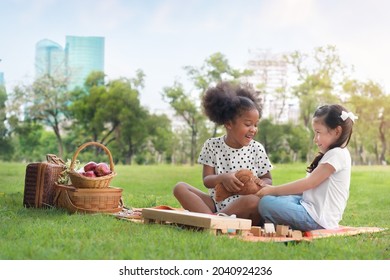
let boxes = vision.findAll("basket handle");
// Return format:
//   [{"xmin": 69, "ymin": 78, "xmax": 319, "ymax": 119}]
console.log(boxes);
[
  {"xmin": 70, "ymin": 142, "xmax": 115, "ymax": 172},
  {"xmin": 46, "ymin": 154, "xmax": 65, "ymax": 165}
]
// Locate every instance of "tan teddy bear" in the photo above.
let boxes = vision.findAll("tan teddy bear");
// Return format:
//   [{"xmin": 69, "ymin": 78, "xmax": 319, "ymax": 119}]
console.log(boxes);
[{"xmin": 214, "ymin": 169, "xmax": 263, "ymax": 202}]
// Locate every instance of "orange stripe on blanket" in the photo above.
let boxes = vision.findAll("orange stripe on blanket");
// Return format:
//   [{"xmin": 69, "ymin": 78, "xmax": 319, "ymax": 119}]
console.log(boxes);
[{"xmin": 304, "ymin": 226, "xmax": 386, "ymax": 239}]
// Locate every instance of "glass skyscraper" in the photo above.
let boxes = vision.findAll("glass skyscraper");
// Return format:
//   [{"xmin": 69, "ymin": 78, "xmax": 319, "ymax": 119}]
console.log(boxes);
[
  {"xmin": 65, "ymin": 36, "xmax": 104, "ymax": 89},
  {"xmin": 0, "ymin": 72, "xmax": 4, "ymax": 86},
  {"xmin": 34, "ymin": 36, "xmax": 104, "ymax": 89},
  {"xmin": 35, "ymin": 39, "xmax": 65, "ymax": 79}
]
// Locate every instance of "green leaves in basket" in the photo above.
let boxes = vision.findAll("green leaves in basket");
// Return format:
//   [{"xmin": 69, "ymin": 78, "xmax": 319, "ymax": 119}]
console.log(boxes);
[{"xmin": 57, "ymin": 159, "xmax": 81, "ymax": 185}]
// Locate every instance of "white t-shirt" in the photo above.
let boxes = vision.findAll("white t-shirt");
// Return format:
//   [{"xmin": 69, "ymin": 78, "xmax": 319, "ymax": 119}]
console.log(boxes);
[
  {"xmin": 198, "ymin": 136, "xmax": 273, "ymax": 210},
  {"xmin": 301, "ymin": 147, "xmax": 351, "ymax": 229}
]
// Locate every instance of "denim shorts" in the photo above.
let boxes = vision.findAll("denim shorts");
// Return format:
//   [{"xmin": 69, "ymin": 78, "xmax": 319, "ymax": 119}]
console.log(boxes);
[{"xmin": 258, "ymin": 195, "xmax": 324, "ymax": 231}]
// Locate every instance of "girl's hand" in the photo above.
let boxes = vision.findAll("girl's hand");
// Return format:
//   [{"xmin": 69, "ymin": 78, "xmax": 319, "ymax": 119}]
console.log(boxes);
[
  {"xmin": 255, "ymin": 185, "xmax": 273, "ymax": 198},
  {"xmin": 254, "ymin": 177, "xmax": 266, "ymax": 188},
  {"xmin": 220, "ymin": 172, "xmax": 244, "ymax": 193}
]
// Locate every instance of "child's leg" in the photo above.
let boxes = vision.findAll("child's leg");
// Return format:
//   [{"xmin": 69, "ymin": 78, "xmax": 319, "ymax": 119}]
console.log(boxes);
[
  {"xmin": 219, "ymin": 195, "xmax": 263, "ymax": 226},
  {"xmin": 173, "ymin": 182, "xmax": 216, "ymax": 214},
  {"xmin": 258, "ymin": 195, "xmax": 323, "ymax": 231}
]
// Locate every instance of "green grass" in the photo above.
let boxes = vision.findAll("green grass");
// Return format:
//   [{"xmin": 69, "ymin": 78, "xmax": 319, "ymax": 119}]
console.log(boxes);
[{"xmin": 0, "ymin": 162, "xmax": 389, "ymax": 260}]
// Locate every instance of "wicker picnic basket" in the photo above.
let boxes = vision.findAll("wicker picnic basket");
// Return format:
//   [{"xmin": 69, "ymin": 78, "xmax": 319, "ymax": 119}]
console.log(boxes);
[
  {"xmin": 68, "ymin": 142, "xmax": 117, "ymax": 189},
  {"xmin": 54, "ymin": 183, "xmax": 123, "ymax": 214},
  {"xmin": 23, "ymin": 154, "xmax": 65, "ymax": 208}
]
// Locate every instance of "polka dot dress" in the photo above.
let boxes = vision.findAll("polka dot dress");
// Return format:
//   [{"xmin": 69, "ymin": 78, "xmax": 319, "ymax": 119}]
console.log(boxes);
[{"xmin": 198, "ymin": 136, "xmax": 273, "ymax": 211}]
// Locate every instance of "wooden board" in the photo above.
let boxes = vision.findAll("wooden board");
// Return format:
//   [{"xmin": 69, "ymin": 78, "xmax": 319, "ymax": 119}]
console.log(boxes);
[{"xmin": 142, "ymin": 208, "xmax": 251, "ymax": 232}]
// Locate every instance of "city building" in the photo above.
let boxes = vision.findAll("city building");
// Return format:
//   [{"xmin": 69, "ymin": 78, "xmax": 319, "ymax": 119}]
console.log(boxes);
[
  {"xmin": 34, "ymin": 36, "xmax": 105, "ymax": 89},
  {"xmin": 35, "ymin": 39, "xmax": 65, "ymax": 79},
  {"xmin": 0, "ymin": 72, "xmax": 4, "ymax": 86},
  {"xmin": 65, "ymin": 36, "xmax": 104, "ymax": 89},
  {"xmin": 242, "ymin": 49, "xmax": 299, "ymax": 124},
  {"xmin": 0, "ymin": 58, "xmax": 4, "ymax": 87}
]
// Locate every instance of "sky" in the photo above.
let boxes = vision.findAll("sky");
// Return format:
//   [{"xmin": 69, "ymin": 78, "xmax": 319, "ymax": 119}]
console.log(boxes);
[{"xmin": 1, "ymin": 0, "xmax": 390, "ymax": 113}]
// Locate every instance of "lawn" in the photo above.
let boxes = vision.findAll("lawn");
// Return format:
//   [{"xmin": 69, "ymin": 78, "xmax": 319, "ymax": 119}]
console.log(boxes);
[{"xmin": 0, "ymin": 162, "xmax": 389, "ymax": 260}]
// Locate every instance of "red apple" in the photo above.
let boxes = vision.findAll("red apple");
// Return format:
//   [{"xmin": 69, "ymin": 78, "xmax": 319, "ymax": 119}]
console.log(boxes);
[
  {"xmin": 94, "ymin": 162, "xmax": 112, "ymax": 177},
  {"xmin": 84, "ymin": 161, "xmax": 97, "ymax": 172},
  {"xmin": 81, "ymin": 171, "xmax": 96, "ymax": 177}
]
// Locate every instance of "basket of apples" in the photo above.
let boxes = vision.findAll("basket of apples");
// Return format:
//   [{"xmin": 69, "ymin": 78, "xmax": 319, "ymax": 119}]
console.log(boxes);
[{"xmin": 68, "ymin": 142, "xmax": 117, "ymax": 188}]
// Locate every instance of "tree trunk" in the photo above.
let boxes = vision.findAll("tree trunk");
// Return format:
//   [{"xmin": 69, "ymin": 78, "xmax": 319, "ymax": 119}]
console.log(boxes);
[
  {"xmin": 212, "ymin": 123, "xmax": 218, "ymax": 138},
  {"xmin": 53, "ymin": 124, "xmax": 63, "ymax": 158},
  {"xmin": 126, "ymin": 140, "xmax": 133, "ymax": 165},
  {"xmin": 379, "ymin": 119, "xmax": 387, "ymax": 164},
  {"xmin": 190, "ymin": 121, "xmax": 197, "ymax": 166}
]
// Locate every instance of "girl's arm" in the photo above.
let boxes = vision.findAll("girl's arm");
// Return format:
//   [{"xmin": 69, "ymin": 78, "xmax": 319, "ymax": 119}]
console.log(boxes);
[
  {"xmin": 257, "ymin": 163, "xmax": 335, "ymax": 197},
  {"xmin": 259, "ymin": 171, "xmax": 272, "ymax": 186},
  {"xmin": 202, "ymin": 164, "xmax": 243, "ymax": 192}
]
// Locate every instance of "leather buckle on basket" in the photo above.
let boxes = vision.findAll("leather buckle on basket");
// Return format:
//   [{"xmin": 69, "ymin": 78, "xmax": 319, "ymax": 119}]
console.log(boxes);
[{"xmin": 46, "ymin": 154, "xmax": 65, "ymax": 166}]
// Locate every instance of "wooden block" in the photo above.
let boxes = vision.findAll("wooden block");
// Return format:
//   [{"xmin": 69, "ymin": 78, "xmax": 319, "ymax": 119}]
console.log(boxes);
[
  {"xmin": 220, "ymin": 228, "xmax": 228, "ymax": 234},
  {"xmin": 142, "ymin": 208, "xmax": 252, "ymax": 231},
  {"xmin": 250, "ymin": 226, "xmax": 262, "ymax": 237},
  {"xmin": 240, "ymin": 229, "xmax": 251, "ymax": 236},
  {"xmin": 264, "ymin": 223, "xmax": 275, "ymax": 234},
  {"xmin": 276, "ymin": 225, "xmax": 290, "ymax": 237},
  {"xmin": 291, "ymin": 230, "xmax": 303, "ymax": 239}
]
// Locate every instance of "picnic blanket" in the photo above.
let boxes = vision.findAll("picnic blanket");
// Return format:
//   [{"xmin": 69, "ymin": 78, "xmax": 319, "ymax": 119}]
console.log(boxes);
[
  {"xmin": 114, "ymin": 206, "xmax": 386, "ymax": 242},
  {"xmin": 241, "ymin": 225, "xmax": 386, "ymax": 243},
  {"xmin": 115, "ymin": 205, "xmax": 181, "ymax": 221}
]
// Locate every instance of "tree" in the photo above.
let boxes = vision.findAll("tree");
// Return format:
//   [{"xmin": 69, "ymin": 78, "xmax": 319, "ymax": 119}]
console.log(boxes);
[
  {"xmin": 286, "ymin": 45, "xmax": 348, "ymax": 161},
  {"xmin": 163, "ymin": 52, "xmax": 255, "ymax": 165},
  {"xmin": 344, "ymin": 79, "xmax": 389, "ymax": 164},
  {"xmin": 162, "ymin": 81, "xmax": 203, "ymax": 165},
  {"xmin": 0, "ymin": 85, "xmax": 13, "ymax": 160},
  {"xmin": 147, "ymin": 113, "xmax": 174, "ymax": 163},
  {"xmin": 286, "ymin": 45, "xmax": 346, "ymax": 128},
  {"xmin": 282, "ymin": 123, "xmax": 311, "ymax": 162},
  {"xmin": 184, "ymin": 52, "xmax": 253, "ymax": 92},
  {"xmin": 184, "ymin": 52, "xmax": 254, "ymax": 137},
  {"xmin": 69, "ymin": 72, "xmax": 109, "ymax": 144},
  {"xmin": 111, "ymin": 79, "xmax": 148, "ymax": 164},
  {"xmin": 69, "ymin": 70, "xmax": 175, "ymax": 165},
  {"xmin": 256, "ymin": 119, "xmax": 285, "ymax": 163},
  {"xmin": 70, "ymin": 71, "xmax": 149, "ymax": 164},
  {"xmin": 7, "ymin": 74, "xmax": 71, "ymax": 157}
]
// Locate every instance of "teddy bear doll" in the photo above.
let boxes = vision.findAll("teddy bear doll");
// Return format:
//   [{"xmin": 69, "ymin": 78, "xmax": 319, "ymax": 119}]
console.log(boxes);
[{"xmin": 214, "ymin": 169, "xmax": 264, "ymax": 202}]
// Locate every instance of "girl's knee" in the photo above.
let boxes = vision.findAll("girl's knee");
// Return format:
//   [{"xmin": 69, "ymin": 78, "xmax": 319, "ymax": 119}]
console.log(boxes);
[
  {"xmin": 173, "ymin": 182, "xmax": 189, "ymax": 196},
  {"xmin": 244, "ymin": 195, "xmax": 260, "ymax": 210},
  {"xmin": 228, "ymin": 195, "xmax": 259, "ymax": 213}
]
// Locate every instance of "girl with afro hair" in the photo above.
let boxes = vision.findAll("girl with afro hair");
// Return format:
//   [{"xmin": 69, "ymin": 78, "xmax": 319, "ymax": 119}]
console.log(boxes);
[{"xmin": 173, "ymin": 81, "xmax": 273, "ymax": 225}]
